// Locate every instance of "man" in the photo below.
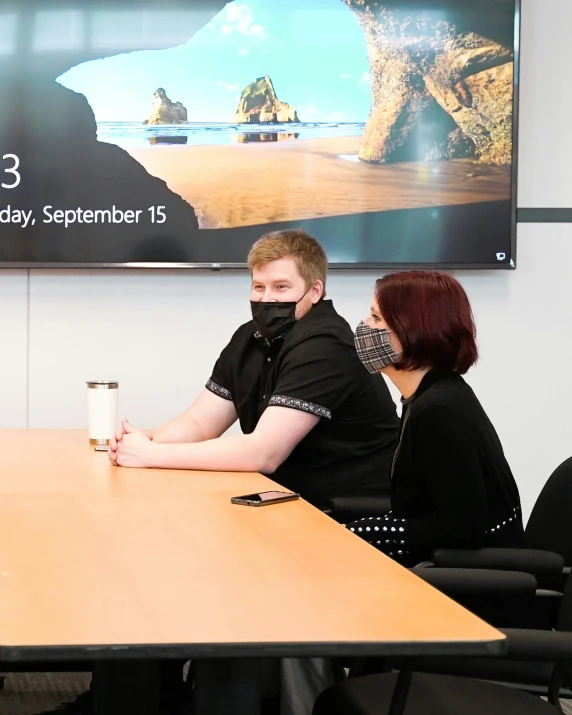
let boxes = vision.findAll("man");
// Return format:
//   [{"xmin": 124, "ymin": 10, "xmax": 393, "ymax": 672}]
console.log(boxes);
[{"xmin": 110, "ymin": 229, "xmax": 399, "ymax": 507}]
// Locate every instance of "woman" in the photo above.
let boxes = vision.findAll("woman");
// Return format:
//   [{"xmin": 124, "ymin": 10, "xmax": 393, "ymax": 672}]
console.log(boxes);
[{"xmin": 349, "ymin": 270, "xmax": 524, "ymax": 566}]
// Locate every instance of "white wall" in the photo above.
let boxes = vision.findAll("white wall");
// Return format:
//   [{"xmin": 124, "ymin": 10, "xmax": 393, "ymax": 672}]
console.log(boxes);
[
  {"xmin": 0, "ymin": 0, "xmax": 569, "ymax": 520},
  {"xmin": 516, "ymin": 0, "xmax": 572, "ymax": 208}
]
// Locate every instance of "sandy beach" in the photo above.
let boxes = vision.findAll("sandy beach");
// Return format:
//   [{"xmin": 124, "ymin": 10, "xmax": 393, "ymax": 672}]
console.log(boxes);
[{"xmin": 127, "ymin": 136, "xmax": 511, "ymax": 229}]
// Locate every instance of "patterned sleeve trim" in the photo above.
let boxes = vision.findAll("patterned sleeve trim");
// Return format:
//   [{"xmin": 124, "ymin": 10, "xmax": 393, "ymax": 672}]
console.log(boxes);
[
  {"xmin": 268, "ymin": 395, "xmax": 331, "ymax": 420},
  {"xmin": 349, "ymin": 514, "xmax": 411, "ymax": 559},
  {"xmin": 205, "ymin": 379, "xmax": 233, "ymax": 401}
]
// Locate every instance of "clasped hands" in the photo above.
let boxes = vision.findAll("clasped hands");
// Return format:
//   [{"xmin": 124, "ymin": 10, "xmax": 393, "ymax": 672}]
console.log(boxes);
[{"xmin": 109, "ymin": 418, "xmax": 156, "ymax": 468}]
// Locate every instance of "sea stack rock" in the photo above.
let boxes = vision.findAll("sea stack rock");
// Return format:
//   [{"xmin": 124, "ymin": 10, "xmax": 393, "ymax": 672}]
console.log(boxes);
[
  {"xmin": 234, "ymin": 76, "xmax": 299, "ymax": 124},
  {"xmin": 144, "ymin": 88, "xmax": 188, "ymax": 125}
]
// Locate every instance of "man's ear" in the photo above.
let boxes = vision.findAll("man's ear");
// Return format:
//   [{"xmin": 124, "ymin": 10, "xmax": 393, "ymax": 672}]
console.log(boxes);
[{"xmin": 310, "ymin": 280, "xmax": 324, "ymax": 303}]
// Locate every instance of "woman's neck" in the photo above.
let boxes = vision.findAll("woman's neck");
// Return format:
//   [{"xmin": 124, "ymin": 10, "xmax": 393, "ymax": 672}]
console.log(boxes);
[{"xmin": 385, "ymin": 367, "xmax": 430, "ymax": 400}]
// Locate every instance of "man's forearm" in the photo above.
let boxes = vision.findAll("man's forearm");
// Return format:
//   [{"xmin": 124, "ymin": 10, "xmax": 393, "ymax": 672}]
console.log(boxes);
[
  {"xmin": 150, "ymin": 434, "xmax": 276, "ymax": 474},
  {"xmin": 151, "ymin": 416, "xmax": 207, "ymax": 444}
]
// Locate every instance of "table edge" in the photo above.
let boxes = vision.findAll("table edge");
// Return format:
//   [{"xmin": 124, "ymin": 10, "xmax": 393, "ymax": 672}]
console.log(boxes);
[{"xmin": 0, "ymin": 636, "xmax": 506, "ymax": 662}]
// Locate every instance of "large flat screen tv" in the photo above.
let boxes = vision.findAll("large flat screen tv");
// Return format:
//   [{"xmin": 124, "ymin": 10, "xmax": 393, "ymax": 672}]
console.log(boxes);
[{"xmin": 0, "ymin": 0, "xmax": 519, "ymax": 268}]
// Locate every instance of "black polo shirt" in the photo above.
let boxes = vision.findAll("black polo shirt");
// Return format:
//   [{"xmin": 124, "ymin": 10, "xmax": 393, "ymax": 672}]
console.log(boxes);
[{"xmin": 206, "ymin": 299, "xmax": 399, "ymax": 506}]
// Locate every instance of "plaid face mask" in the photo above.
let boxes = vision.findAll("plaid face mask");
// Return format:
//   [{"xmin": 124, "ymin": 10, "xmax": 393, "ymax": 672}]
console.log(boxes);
[{"xmin": 354, "ymin": 321, "xmax": 401, "ymax": 374}]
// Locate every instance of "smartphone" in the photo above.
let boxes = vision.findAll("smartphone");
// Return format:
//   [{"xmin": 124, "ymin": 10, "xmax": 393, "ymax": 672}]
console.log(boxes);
[
  {"xmin": 94, "ymin": 446, "xmax": 109, "ymax": 452},
  {"xmin": 231, "ymin": 490, "xmax": 300, "ymax": 507}
]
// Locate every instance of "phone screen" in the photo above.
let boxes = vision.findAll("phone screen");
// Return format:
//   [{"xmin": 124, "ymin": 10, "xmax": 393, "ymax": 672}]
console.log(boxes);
[{"xmin": 238, "ymin": 491, "xmax": 294, "ymax": 502}]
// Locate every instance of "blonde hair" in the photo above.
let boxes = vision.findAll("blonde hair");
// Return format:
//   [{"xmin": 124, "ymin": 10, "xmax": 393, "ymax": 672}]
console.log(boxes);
[{"xmin": 247, "ymin": 229, "xmax": 327, "ymax": 295}]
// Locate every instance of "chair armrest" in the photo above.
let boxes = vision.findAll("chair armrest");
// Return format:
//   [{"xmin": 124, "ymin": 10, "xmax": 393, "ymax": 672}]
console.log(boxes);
[
  {"xmin": 500, "ymin": 628, "xmax": 572, "ymax": 661},
  {"xmin": 410, "ymin": 567, "xmax": 538, "ymax": 599},
  {"xmin": 321, "ymin": 497, "xmax": 391, "ymax": 523},
  {"xmin": 432, "ymin": 548, "xmax": 564, "ymax": 577}
]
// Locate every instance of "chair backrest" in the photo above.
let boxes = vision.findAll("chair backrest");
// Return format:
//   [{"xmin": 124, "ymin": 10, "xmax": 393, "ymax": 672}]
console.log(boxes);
[
  {"xmin": 525, "ymin": 457, "xmax": 572, "ymax": 563},
  {"xmin": 557, "ymin": 572, "xmax": 572, "ymax": 691},
  {"xmin": 558, "ymin": 572, "xmax": 572, "ymax": 632}
]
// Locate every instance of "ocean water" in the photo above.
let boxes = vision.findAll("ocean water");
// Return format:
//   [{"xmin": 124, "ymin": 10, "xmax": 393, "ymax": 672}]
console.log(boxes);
[{"xmin": 96, "ymin": 121, "xmax": 365, "ymax": 149}]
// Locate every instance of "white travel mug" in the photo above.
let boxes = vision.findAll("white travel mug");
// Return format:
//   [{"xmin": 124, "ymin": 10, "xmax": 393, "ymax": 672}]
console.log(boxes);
[{"xmin": 86, "ymin": 381, "xmax": 119, "ymax": 445}]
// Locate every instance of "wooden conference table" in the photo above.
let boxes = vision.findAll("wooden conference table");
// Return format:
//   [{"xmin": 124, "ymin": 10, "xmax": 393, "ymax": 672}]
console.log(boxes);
[{"xmin": 0, "ymin": 430, "xmax": 504, "ymax": 714}]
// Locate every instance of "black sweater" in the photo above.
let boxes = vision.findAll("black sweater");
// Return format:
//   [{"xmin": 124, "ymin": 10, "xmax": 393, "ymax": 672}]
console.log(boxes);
[{"xmin": 348, "ymin": 371, "xmax": 524, "ymax": 565}]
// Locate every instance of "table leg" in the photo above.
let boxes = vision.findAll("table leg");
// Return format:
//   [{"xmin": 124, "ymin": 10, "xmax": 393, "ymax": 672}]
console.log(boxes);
[
  {"xmin": 91, "ymin": 660, "xmax": 161, "ymax": 715},
  {"xmin": 193, "ymin": 658, "xmax": 261, "ymax": 715}
]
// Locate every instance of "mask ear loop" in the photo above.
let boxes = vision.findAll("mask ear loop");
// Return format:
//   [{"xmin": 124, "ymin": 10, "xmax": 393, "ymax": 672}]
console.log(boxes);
[{"xmin": 296, "ymin": 286, "xmax": 311, "ymax": 305}]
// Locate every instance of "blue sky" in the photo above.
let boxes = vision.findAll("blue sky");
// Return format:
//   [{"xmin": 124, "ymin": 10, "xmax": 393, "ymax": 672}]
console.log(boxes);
[{"xmin": 57, "ymin": 0, "xmax": 372, "ymax": 123}]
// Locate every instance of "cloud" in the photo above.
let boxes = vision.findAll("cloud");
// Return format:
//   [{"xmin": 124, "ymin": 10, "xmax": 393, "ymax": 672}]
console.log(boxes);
[
  {"xmin": 340, "ymin": 73, "xmax": 354, "ymax": 79},
  {"xmin": 216, "ymin": 80, "xmax": 240, "ymax": 91},
  {"xmin": 217, "ymin": 3, "xmax": 266, "ymax": 37},
  {"xmin": 238, "ymin": 47, "xmax": 250, "ymax": 56},
  {"xmin": 358, "ymin": 71, "xmax": 371, "ymax": 87}
]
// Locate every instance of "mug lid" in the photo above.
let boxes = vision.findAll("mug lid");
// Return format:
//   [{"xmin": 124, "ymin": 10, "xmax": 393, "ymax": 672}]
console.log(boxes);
[{"xmin": 86, "ymin": 381, "xmax": 119, "ymax": 389}]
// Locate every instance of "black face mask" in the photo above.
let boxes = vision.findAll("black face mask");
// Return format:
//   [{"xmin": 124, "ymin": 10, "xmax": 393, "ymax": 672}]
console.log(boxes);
[{"xmin": 250, "ymin": 292, "xmax": 308, "ymax": 342}]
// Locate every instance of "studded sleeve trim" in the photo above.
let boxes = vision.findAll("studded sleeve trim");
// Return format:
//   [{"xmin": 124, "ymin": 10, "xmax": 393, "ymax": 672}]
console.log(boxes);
[
  {"xmin": 348, "ymin": 513, "xmax": 411, "ymax": 560},
  {"xmin": 486, "ymin": 505, "xmax": 521, "ymax": 536},
  {"xmin": 348, "ymin": 504, "xmax": 523, "ymax": 563}
]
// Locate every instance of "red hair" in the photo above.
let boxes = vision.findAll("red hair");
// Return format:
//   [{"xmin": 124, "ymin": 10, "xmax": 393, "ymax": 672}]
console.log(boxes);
[{"xmin": 375, "ymin": 271, "xmax": 478, "ymax": 374}]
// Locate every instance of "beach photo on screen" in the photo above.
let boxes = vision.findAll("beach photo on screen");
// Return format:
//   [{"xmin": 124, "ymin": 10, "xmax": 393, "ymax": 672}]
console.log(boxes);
[{"xmin": 0, "ymin": 0, "xmax": 518, "ymax": 265}]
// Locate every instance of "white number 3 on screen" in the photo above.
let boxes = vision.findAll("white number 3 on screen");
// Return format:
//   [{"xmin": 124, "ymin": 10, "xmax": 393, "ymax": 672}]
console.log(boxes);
[{"xmin": 1, "ymin": 154, "xmax": 20, "ymax": 189}]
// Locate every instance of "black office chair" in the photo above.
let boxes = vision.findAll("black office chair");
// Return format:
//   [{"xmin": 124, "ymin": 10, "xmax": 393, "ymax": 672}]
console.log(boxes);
[
  {"xmin": 329, "ymin": 460, "xmax": 572, "ymax": 698},
  {"xmin": 315, "ymin": 669, "xmax": 560, "ymax": 715},
  {"xmin": 434, "ymin": 456, "xmax": 572, "ymax": 580},
  {"xmin": 415, "ymin": 460, "xmax": 572, "ymax": 649},
  {"xmin": 314, "ymin": 570, "xmax": 572, "ymax": 715},
  {"xmin": 525, "ymin": 457, "xmax": 572, "ymax": 559}
]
